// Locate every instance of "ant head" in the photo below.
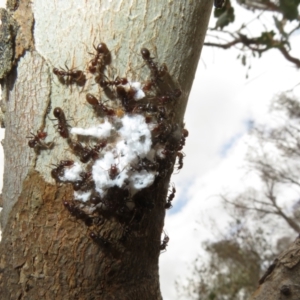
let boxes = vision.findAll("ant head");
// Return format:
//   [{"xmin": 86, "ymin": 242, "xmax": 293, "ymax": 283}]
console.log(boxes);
[
  {"xmin": 141, "ymin": 48, "xmax": 150, "ymax": 60},
  {"xmin": 96, "ymin": 42, "xmax": 109, "ymax": 54},
  {"xmin": 53, "ymin": 68, "xmax": 60, "ymax": 75},
  {"xmin": 28, "ymin": 139, "xmax": 37, "ymax": 148},
  {"xmin": 53, "ymin": 107, "xmax": 63, "ymax": 118}
]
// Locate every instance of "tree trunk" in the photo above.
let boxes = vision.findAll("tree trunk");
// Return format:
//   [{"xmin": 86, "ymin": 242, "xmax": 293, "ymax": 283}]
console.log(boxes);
[
  {"xmin": 0, "ymin": 0, "xmax": 212, "ymax": 299},
  {"xmin": 249, "ymin": 236, "xmax": 300, "ymax": 300}
]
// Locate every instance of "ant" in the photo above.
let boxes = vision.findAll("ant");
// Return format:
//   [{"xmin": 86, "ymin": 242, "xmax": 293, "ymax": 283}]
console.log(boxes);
[
  {"xmin": 116, "ymin": 86, "xmax": 135, "ymax": 112},
  {"xmin": 69, "ymin": 141, "xmax": 87, "ymax": 161},
  {"xmin": 72, "ymin": 172, "xmax": 94, "ymax": 192},
  {"xmin": 99, "ymin": 76, "xmax": 128, "ymax": 88},
  {"xmin": 52, "ymin": 107, "xmax": 70, "ymax": 138},
  {"xmin": 70, "ymin": 141, "xmax": 95, "ymax": 163},
  {"xmin": 165, "ymin": 183, "xmax": 176, "ymax": 209},
  {"xmin": 70, "ymin": 140, "xmax": 106, "ymax": 163},
  {"xmin": 131, "ymin": 157, "xmax": 158, "ymax": 172},
  {"xmin": 133, "ymin": 103, "xmax": 157, "ymax": 115},
  {"xmin": 178, "ymin": 128, "xmax": 189, "ymax": 151},
  {"xmin": 88, "ymin": 42, "xmax": 110, "ymax": 73},
  {"xmin": 160, "ymin": 232, "xmax": 170, "ymax": 252},
  {"xmin": 156, "ymin": 106, "xmax": 168, "ymax": 123},
  {"xmin": 176, "ymin": 151, "xmax": 185, "ymax": 170},
  {"xmin": 51, "ymin": 160, "xmax": 74, "ymax": 182},
  {"xmin": 140, "ymin": 48, "xmax": 167, "ymax": 83},
  {"xmin": 152, "ymin": 122, "xmax": 173, "ymax": 144},
  {"xmin": 86, "ymin": 141, "xmax": 108, "ymax": 162},
  {"xmin": 142, "ymin": 81, "xmax": 153, "ymax": 92},
  {"xmin": 53, "ymin": 65, "xmax": 85, "ymax": 85},
  {"xmin": 86, "ymin": 93, "xmax": 116, "ymax": 116},
  {"xmin": 90, "ymin": 194, "xmax": 103, "ymax": 205},
  {"xmin": 109, "ymin": 164, "xmax": 120, "ymax": 180},
  {"xmin": 182, "ymin": 128, "xmax": 189, "ymax": 138},
  {"xmin": 89, "ymin": 231, "xmax": 109, "ymax": 247},
  {"xmin": 63, "ymin": 200, "xmax": 92, "ymax": 226},
  {"xmin": 157, "ymin": 89, "xmax": 182, "ymax": 104},
  {"xmin": 27, "ymin": 130, "xmax": 53, "ymax": 149},
  {"xmin": 120, "ymin": 225, "xmax": 131, "ymax": 243}
]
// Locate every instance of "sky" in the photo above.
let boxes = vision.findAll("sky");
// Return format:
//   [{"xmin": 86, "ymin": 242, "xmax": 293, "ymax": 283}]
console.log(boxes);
[
  {"xmin": 1, "ymin": 1, "xmax": 300, "ymax": 299},
  {"xmin": 159, "ymin": 6, "xmax": 300, "ymax": 300}
]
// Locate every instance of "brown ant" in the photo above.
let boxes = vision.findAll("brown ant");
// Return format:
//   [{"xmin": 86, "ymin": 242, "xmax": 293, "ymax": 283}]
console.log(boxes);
[
  {"xmin": 56, "ymin": 160, "xmax": 74, "ymax": 168},
  {"xmin": 70, "ymin": 140, "xmax": 107, "ymax": 163},
  {"xmin": 27, "ymin": 130, "xmax": 53, "ymax": 149},
  {"xmin": 133, "ymin": 103, "xmax": 157, "ymax": 114},
  {"xmin": 157, "ymin": 89, "xmax": 182, "ymax": 104},
  {"xmin": 176, "ymin": 151, "xmax": 185, "ymax": 170},
  {"xmin": 52, "ymin": 107, "xmax": 70, "ymax": 138},
  {"xmin": 90, "ymin": 194, "xmax": 103, "ymax": 205},
  {"xmin": 89, "ymin": 140, "xmax": 107, "ymax": 160},
  {"xmin": 131, "ymin": 157, "xmax": 158, "ymax": 172},
  {"xmin": 72, "ymin": 172, "xmax": 94, "ymax": 192},
  {"xmin": 120, "ymin": 225, "xmax": 131, "ymax": 243},
  {"xmin": 116, "ymin": 86, "xmax": 135, "ymax": 112},
  {"xmin": 63, "ymin": 199, "xmax": 92, "ymax": 226},
  {"xmin": 160, "ymin": 232, "xmax": 170, "ymax": 252},
  {"xmin": 99, "ymin": 76, "xmax": 128, "ymax": 88},
  {"xmin": 89, "ymin": 231, "xmax": 109, "ymax": 247},
  {"xmin": 53, "ymin": 65, "xmax": 85, "ymax": 85},
  {"xmin": 165, "ymin": 183, "xmax": 176, "ymax": 209},
  {"xmin": 152, "ymin": 123, "xmax": 174, "ymax": 144},
  {"xmin": 88, "ymin": 42, "xmax": 110, "ymax": 73},
  {"xmin": 178, "ymin": 128, "xmax": 189, "ymax": 151},
  {"xmin": 182, "ymin": 128, "xmax": 189, "ymax": 138},
  {"xmin": 140, "ymin": 48, "xmax": 167, "ymax": 83},
  {"xmin": 70, "ymin": 141, "xmax": 96, "ymax": 163},
  {"xmin": 109, "ymin": 164, "xmax": 120, "ymax": 180},
  {"xmin": 142, "ymin": 81, "xmax": 153, "ymax": 92},
  {"xmin": 69, "ymin": 141, "xmax": 87, "ymax": 162},
  {"xmin": 51, "ymin": 160, "xmax": 74, "ymax": 182},
  {"xmin": 86, "ymin": 93, "xmax": 116, "ymax": 116}
]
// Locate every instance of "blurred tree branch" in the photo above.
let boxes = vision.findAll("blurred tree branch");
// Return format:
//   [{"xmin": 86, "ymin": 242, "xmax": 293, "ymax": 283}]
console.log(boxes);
[{"xmin": 205, "ymin": 0, "xmax": 300, "ymax": 69}]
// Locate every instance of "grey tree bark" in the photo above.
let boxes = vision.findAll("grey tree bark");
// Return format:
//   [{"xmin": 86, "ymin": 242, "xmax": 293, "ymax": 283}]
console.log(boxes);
[
  {"xmin": 0, "ymin": 0, "xmax": 213, "ymax": 299},
  {"xmin": 249, "ymin": 236, "xmax": 300, "ymax": 300}
]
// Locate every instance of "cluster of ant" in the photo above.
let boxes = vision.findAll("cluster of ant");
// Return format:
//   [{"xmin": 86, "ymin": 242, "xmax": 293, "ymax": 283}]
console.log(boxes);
[{"xmin": 28, "ymin": 42, "xmax": 188, "ymax": 252}]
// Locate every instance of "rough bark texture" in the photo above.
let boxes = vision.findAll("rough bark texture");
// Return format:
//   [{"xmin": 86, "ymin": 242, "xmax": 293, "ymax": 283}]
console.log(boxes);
[
  {"xmin": 0, "ymin": 171, "xmax": 165, "ymax": 299},
  {"xmin": 249, "ymin": 236, "xmax": 300, "ymax": 300},
  {"xmin": 0, "ymin": 0, "xmax": 212, "ymax": 298}
]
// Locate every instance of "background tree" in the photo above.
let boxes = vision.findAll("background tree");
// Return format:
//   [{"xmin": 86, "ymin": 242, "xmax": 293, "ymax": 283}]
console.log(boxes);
[
  {"xmin": 206, "ymin": 0, "xmax": 300, "ymax": 72},
  {"xmin": 178, "ymin": 93, "xmax": 300, "ymax": 299},
  {"xmin": 178, "ymin": 0, "xmax": 300, "ymax": 299},
  {"xmin": 0, "ymin": 0, "xmax": 213, "ymax": 299},
  {"xmin": 177, "ymin": 220, "xmax": 275, "ymax": 300}
]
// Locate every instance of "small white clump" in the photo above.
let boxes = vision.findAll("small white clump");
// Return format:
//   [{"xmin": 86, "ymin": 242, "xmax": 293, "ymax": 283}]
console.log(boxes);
[
  {"xmin": 71, "ymin": 119, "xmax": 113, "ymax": 138},
  {"xmin": 129, "ymin": 170, "xmax": 155, "ymax": 190},
  {"xmin": 118, "ymin": 114, "xmax": 152, "ymax": 157},
  {"xmin": 60, "ymin": 162, "xmax": 83, "ymax": 182},
  {"xmin": 74, "ymin": 191, "xmax": 92, "ymax": 202},
  {"xmin": 130, "ymin": 82, "xmax": 145, "ymax": 100},
  {"xmin": 156, "ymin": 146, "xmax": 166, "ymax": 159}
]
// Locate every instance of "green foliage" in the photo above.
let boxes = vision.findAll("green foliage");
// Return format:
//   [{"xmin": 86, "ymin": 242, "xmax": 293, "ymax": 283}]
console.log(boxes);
[
  {"xmin": 279, "ymin": 0, "xmax": 300, "ymax": 21},
  {"xmin": 215, "ymin": 7, "xmax": 235, "ymax": 29},
  {"xmin": 214, "ymin": 1, "xmax": 235, "ymax": 29},
  {"xmin": 206, "ymin": 0, "xmax": 300, "ymax": 69},
  {"xmin": 177, "ymin": 220, "xmax": 276, "ymax": 300},
  {"xmin": 255, "ymin": 31, "xmax": 275, "ymax": 48}
]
